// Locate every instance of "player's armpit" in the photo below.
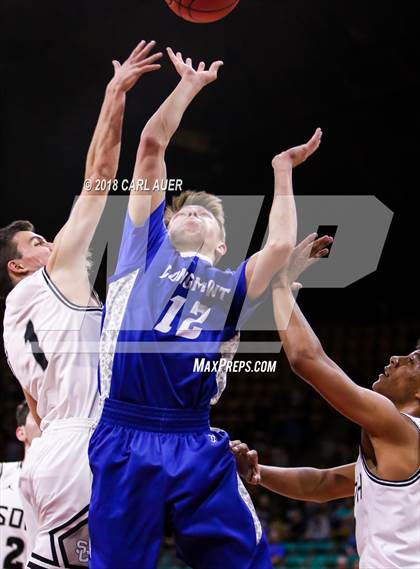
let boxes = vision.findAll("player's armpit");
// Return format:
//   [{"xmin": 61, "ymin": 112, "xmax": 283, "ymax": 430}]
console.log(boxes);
[
  {"xmin": 259, "ymin": 463, "xmax": 355, "ymax": 503},
  {"xmin": 23, "ymin": 389, "xmax": 41, "ymax": 427}
]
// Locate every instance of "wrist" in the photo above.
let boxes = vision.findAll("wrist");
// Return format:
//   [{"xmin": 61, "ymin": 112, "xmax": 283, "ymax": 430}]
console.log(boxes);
[
  {"xmin": 106, "ymin": 79, "xmax": 127, "ymax": 95},
  {"xmin": 272, "ymin": 158, "xmax": 293, "ymax": 173},
  {"xmin": 272, "ymin": 150, "xmax": 294, "ymax": 171},
  {"xmin": 259, "ymin": 465, "xmax": 267, "ymax": 485},
  {"xmin": 180, "ymin": 74, "xmax": 205, "ymax": 94},
  {"xmin": 273, "ymin": 277, "xmax": 290, "ymax": 289}
]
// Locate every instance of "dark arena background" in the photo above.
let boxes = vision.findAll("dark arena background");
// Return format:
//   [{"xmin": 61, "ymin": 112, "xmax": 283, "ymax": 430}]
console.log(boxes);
[{"xmin": 1, "ymin": 1, "xmax": 418, "ymax": 568}]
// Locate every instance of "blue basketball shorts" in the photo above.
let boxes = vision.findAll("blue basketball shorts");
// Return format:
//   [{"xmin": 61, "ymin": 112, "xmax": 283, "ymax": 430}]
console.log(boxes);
[{"xmin": 88, "ymin": 398, "xmax": 272, "ymax": 569}]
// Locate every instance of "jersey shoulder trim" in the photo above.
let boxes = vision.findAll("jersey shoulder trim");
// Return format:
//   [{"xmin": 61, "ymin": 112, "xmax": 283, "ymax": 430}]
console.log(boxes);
[
  {"xmin": 42, "ymin": 268, "xmax": 102, "ymax": 313},
  {"xmin": 0, "ymin": 461, "xmax": 22, "ymax": 479},
  {"xmin": 401, "ymin": 412, "xmax": 420, "ymax": 432},
  {"xmin": 360, "ymin": 447, "xmax": 420, "ymax": 487}
]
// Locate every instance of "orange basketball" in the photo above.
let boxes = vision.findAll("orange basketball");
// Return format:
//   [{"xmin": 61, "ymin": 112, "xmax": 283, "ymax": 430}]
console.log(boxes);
[{"xmin": 165, "ymin": 0, "xmax": 240, "ymax": 24}]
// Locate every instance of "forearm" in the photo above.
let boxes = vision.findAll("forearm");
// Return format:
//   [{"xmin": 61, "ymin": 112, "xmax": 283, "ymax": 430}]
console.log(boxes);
[
  {"xmin": 260, "ymin": 464, "xmax": 354, "ymax": 503},
  {"xmin": 267, "ymin": 164, "xmax": 297, "ymax": 249},
  {"xmin": 140, "ymin": 76, "xmax": 202, "ymax": 149},
  {"xmin": 84, "ymin": 80, "xmax": 126, "ymax": 186},
  {"xmin": 129, "ymin": 76, "xmax": 204, "ymax": 222},
  {"xmin": 273, "ymin": 285, "xmax": 323, "ymax": 361},
  {"xmin": 260, "ymin": 465, "xmax": 326, "ymax": 501},
  {"xmin": 49, "ymin": 81, "xmax": 127, "ymax": 272},
  {"xmin": 272, "ymin": 287, "xmax": 394, "ymax": 432},
  {"xmin": 244, "ymin": 167, "xmax": 297, "ymax": 298}
]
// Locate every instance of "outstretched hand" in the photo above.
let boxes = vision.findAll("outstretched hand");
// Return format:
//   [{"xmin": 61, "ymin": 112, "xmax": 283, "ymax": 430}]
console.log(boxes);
[
  {"xmin": 230, "ymin": 440, "xmax": 261, "ymax": 485},
  {"xmin": 272, "ymin": 128, "xmax": 322, "ymax": 170},
  {"xmin": 273, "ymin": 233, "xmax": 333, "ymax": 289},
  {"xmin": 167, "ymin": 47, "xmax": 223, "ymax": 88},
  {"xmin": 111, "ymin": 40, "xmax": 162, "ymax": 93}
]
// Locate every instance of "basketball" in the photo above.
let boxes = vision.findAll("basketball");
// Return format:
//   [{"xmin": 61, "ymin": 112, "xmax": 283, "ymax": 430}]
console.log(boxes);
[{"xmin": 165, "ymin": 0, "xmax": 240, "ymax": 24}]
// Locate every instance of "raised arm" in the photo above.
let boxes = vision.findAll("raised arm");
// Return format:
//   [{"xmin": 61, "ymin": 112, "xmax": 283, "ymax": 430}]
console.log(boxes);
[
  {"xmin": 245, "ymin": 129, "xmax": 322, "ymax": 300},
  {"xmin": 47, "ymin": 40, "xmax": 162, "ymax": 302},
  {"xmin": 128, "ymin": 48, "xmax": 223, "ymax": 227},
  {"xmin": 231, "ymin": 440, "xmax": 354, "ymax": 503},
  {"xmin": 272, "ymin": 254, "xmax": 415, "ymax": 443}
]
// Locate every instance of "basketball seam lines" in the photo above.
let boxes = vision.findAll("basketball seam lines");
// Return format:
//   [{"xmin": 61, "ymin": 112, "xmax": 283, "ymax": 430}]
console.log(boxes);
[{"xmin": 169, "ymin": 0, "xmax": 239, "ymax": 14}]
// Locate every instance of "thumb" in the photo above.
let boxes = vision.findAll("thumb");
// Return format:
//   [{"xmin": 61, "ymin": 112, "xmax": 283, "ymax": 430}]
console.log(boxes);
[
  {"xmin": 291, "ymin": 282, "xmax": 303, "ymax": 293},
  {"xmin": 112, "ymin": 60, "xmax": 121, "ymax": 72}
]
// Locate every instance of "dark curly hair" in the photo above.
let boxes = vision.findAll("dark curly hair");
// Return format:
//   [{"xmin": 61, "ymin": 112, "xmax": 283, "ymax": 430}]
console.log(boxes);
[{"xmin": 16, "ymin": 400, "xmax": 30, "ymax": 427}]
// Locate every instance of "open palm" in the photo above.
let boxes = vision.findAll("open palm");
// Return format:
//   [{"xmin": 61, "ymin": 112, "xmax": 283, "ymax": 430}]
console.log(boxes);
[
  {"xmin": 112, "ymin": 40, "xmax": 162, "ymax": 93},
  {"xmin": 273, "ymin": 128, "xmax": 322, "ymax": 169},
  {"xmin": 273, "ymin": 233, "xmax": 333, "ymax": 289},
  {"xmin": 167, "ymin": 47, "xmax": 223, "ymax": 87}
]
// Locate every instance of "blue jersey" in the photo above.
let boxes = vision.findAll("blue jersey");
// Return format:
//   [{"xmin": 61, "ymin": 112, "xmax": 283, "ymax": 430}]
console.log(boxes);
[{"xmin": 99, "ymin": 202, "xmax": 259, "ymax": 409}]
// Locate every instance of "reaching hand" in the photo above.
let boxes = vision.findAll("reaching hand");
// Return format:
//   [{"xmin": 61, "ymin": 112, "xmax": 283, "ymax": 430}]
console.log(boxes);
[
  {"xmin": 166, "ymin": 47, "xmax": 223, "ymax": 88},
  {"xmin": 273, "ymin": 233, "xmax": 333, "ymax": 289},
  {"xmin": 230, "ymin": 440, "xmax": 261, "ymax": 485},
  {"xmin": 111, "ymin": 40, "xmax": 162, "ymax": 93},
  {"xmin": 272, "ymin": 128, "xmax": 322, "ymax": 170}
]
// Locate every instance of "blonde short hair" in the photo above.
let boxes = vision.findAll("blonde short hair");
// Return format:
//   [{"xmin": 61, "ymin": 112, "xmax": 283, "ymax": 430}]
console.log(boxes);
[{"xmin": 164, "ymin": 190, "xmax": 226, "ymax": 242}]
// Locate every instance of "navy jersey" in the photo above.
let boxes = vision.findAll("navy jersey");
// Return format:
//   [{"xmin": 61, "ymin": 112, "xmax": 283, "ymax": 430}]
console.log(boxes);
[{"xmin": 99, "ymin": 202, "xmax": 259, "ymax": 409}]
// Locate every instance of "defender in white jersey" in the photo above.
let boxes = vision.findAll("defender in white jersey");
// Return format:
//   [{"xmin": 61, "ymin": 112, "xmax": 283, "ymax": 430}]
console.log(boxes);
[
  {"xmin": 231, "ymin": 238, "xmax": 420, "ymax": 569},
  {"xmin": 1, "ymin": 41, "xmax": 162, "ymax": 568},
  {"xmin": 1, "ymin": 401, "xmax": 40, "ymax": 568}
]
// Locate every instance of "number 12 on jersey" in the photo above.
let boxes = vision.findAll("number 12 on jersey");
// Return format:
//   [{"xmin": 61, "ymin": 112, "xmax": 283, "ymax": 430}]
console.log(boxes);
[{"xmin": 154, "ymin": 295, "xmax": 211, "ymax": 340}]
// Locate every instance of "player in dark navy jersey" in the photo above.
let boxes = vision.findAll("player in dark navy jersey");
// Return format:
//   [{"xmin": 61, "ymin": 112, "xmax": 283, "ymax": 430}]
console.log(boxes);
[{"xmin": 89, "ymin": 46, "xmax": 322, "ymax": 569}]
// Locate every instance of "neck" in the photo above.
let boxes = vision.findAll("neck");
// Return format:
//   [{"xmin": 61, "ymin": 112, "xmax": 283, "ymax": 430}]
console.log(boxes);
[
  {"xmin": 175, "ymin": 242, "xmax": 215, "ymax": 265},
  {"xmin": 396, "ymin": 402, "xmax": 420, "ymax": 417},
  {"xmin": 10, "ymin": 270, "xmax": 33, "ymax": 290}
]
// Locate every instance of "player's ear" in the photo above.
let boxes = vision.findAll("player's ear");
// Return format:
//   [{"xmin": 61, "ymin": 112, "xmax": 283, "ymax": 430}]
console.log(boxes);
[
  {"xmin": 8, "ymin": 259, "xmax": 29, "ymax": 276},
  {"xmin": 16, "ymin": 426, "xmax": 26, "ymax": 443},
  {"xmin": 216, "ymin": 242, "xmax": 227, "ymax": 259}
]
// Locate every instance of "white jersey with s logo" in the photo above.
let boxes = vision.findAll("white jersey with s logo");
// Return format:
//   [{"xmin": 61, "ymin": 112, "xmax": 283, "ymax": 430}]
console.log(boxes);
[
  {"xmin": 3, "ymin": 268, "xmax": 102, "ymax": 430},
  {"xmin": 0, "ymin": 462, "xmax": 27, "ymax": 568},
  {"xmin": 354, "ymin": 414, "xmax": 420, "ymax": 569},
  {"xmin": 3, "ymin": 268, "xmax": 102, "ymax": 567}
]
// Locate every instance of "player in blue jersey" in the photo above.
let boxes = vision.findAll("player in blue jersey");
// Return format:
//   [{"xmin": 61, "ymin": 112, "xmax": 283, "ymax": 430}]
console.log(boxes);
[{"xmin": 88, "ymin": 46, "xmax": 322, "ymax": 569}]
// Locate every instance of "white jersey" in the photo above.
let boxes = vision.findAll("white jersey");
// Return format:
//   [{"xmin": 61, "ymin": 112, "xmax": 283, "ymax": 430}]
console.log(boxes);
[
  {"xmin": 3, "ymin": 268, "xmax": 102, "ymax": 430},
  {"xmin": 354, "ymin": 414, "xmax": 420, "ymax": 569},
  {"xmin": 0, "ymin": 462, "xmax": 27, "ymax": 568}
]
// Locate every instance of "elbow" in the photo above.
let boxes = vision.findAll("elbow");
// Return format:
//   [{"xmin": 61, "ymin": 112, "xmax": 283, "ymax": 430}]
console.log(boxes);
[
  {"xmin": 90, "ymin": 163, "xmax": 113, "ymax": 180},
  {"xmin": 288, "ymin": 348, "xmax": 320, "ymax": 377},
  {"xmin": 138, "ymin": 132, "xmax": 166, "ymax": 159},
  {"xmin": 266, "ymin": 241, "xmax": 294, "ymax": 265}
]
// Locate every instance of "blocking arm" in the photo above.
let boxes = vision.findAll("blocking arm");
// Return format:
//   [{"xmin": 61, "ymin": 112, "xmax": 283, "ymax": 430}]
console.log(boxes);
[
  {"xmin": 48, "ymin": 41, "xmax": 162, "ymax": 276},
  {"xmin": 128, "ymin": 48, "xmax": 223, "ymax": 226},
  {"xmin": 245, "ymin": 129, "xmax": 322, "ymax": 300},
  {"xmin": 273, "ymin": 285, "xmax": 414, "ymax": 442}
]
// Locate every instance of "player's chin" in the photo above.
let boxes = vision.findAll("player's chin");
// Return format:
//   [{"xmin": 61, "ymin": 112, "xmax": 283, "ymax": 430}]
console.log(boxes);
[
  {"xmin": 182, "ymin": 221, "xmax": 201, "ymax": 232},
  {"xmin": 183, "ymin": 226, "xmax": 205, "ymax": 241},
  {"xmin": 372, "ymin": 375, "xmax": 386, "ymax": 393}
]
